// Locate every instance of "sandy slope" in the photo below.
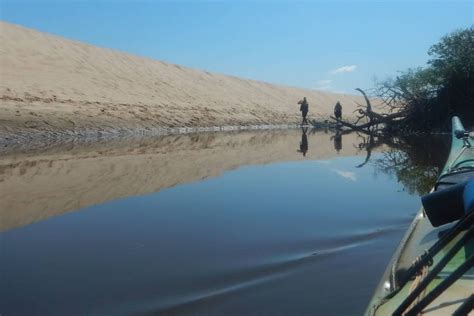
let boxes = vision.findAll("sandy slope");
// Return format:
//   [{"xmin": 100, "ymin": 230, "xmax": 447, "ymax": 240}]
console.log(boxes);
[
  {"xmin": 0, "ymin": 22, "xmax": 371, "ymax": 142},
  {"xmin": 0, "ymin": 130, "xmax": 382, "ymax": 231}
]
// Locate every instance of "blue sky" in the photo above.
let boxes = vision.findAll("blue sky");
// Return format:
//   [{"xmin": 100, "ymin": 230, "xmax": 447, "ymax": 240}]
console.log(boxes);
[{"xmin": 1, "ymin": 1, "xmax": 472, "ymax": 93}]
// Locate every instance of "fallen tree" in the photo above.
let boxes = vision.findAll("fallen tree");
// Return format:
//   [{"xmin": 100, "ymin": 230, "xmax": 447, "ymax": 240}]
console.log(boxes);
[
  {"xmin": 328, "ymin": 88, "xmax": 409, "ymax": 136},
  {"xmin": 327, "ymin": 27, "xmax": 474, "ymax": 134}
]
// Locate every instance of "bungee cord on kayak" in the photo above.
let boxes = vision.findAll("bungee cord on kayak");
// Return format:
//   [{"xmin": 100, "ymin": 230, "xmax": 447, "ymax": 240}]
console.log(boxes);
[
  {"xmin": 393, "ymin": 227, "xmax": 473, "ymax": 315},
  {"xmin": 368, "ymin": 117, "xmax": 474, "ymax": 316}
]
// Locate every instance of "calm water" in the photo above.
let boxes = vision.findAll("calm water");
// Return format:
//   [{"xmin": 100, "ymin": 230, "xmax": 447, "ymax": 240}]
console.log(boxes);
[{"xmin": 0, "ymin": 129, "xmax": 449, "ymax": 316}]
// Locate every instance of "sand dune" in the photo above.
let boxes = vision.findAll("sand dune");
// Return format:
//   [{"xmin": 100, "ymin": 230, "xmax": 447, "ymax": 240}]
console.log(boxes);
[
  {"xmin": 0, "ymin": 21, "xmax": 372, "ymax": 142},
  {"xmin": 0, "ymin": 130, "xmax": 382, "ymax": 231}
]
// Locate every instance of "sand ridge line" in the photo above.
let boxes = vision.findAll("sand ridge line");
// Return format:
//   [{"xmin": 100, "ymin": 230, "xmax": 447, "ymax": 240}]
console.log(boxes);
[{"xmin": 0, "ymin": 21, "xmax": 381, "ymax": 142}]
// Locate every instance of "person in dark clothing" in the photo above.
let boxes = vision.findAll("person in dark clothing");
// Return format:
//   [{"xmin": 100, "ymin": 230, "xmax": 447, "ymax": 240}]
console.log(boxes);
[
  {"xmin": 298, "ymin": 97, "xmax": 309, "ymax": 125},
  {"xmin": 334, "ymin": 101, "xmax": 342, "ymax": 120},
  {"xmin": 334, "ymin": 129, "xmax": 342, "ymax": 153},
  {"xmin": 297, "ymin": 127, "xmax": 309, "ymax": 156},
  {"xmin": 330, "ymin": 128, "xmax": 342, "ymax": 153}
]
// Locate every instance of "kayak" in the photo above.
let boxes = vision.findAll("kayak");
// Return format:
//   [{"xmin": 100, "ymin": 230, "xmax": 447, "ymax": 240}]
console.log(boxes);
[{"xmin": 365, "ymin": 116, "xmax": 474, "ymax": 316}]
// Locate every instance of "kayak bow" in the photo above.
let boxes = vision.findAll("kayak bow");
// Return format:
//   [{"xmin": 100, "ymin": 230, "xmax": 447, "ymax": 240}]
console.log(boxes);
[{"xmin": 365, "ymin": 116, "xmax": 474, "ymax": 316}]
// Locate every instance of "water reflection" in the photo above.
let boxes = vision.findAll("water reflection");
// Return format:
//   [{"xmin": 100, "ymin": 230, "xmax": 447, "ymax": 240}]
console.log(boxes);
[
  {"xmin": 0, "ymin": 129, "xmax": 450, "ymax": 316},
  {"xmin": 349, "ymin": 132, "xmax": 450, "ymax": 195},
  {"xmin": 0, "ymin": 130, "xmax": 382, "ymax": 232},
  {"xmin": 355, "ymin": 134, "xmax": 378, "ymax": 168},
  {"xmin": 371, "ymin": 135, "xmax": 450, "ymax": 195},
  {"xmin": 331, "ymin": 128, "xmax": 343, "ymax": 153},
  {"xmin": 0, "ymin": 130, "xmax": 450, "ymax": 232},
  {"xmin": 297, "ymin": 127, "xmax": 309, "ymax": 156}
]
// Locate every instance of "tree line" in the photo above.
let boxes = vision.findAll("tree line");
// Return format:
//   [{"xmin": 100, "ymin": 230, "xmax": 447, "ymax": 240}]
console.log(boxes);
[
  {"xmin": 376, "ymin": 26, "xmax": 473, "ymax": 132},
  {"xmin": 333, "ymin": 27, "xmax": 473, "ymax": 134}
]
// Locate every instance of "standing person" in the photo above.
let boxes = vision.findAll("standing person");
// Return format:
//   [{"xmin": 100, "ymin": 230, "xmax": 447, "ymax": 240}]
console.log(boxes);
[
  {"xmin": 334, "ymin": 101, "xmax": 342, "ymax": 120},
  {"xmin": 298, "ymin": 97, "xmax": 309, "ymax": 125}
]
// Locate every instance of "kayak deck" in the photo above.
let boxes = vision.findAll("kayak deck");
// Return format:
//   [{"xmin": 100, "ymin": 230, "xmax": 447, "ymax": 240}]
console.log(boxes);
[
  {"xmin": 366, "ymin": 118, "xmax": 473, "ymax": 316},
  {"xmin": 368, "ymin": 211, "xmax": 473, "ymax": 315}
]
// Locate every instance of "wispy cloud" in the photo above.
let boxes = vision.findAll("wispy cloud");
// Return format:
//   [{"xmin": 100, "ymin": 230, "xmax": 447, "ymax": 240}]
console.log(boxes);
[
  {"xmin": 329, "ymin": 65, "xmax": 357, "ymax": 74},
  {"xmin": 316, "ymin": 79, "xmax": 332, "ymax": 85},
  {"xmin": 314, "ymin": 86, "xmax": 331, "ymax": 91},
  {"xmin": 313, "ymin": 79, "xmax": 332, "ymax": 90},
  {"xmin": 332, "ymin": 169, "xmax": 357, "ymax": 181}
]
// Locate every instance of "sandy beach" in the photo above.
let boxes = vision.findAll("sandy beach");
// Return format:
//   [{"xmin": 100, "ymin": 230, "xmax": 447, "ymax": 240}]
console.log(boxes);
[{"xmin": 0, "ymin": 22, "xmax": 374, "ymax": 144}]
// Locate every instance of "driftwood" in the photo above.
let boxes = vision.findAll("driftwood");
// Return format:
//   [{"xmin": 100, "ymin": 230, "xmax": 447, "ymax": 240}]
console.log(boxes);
[
  {"xmin": 330, "ymin": 116, "xmax": 374, "ymax": 132},
  {"xmin": 330, "ymin": 88, "xmax": 408, "ymax": 135},
  {"xmin": 321, "ymin": 88, "xmax": 413, "ymax": 167}
]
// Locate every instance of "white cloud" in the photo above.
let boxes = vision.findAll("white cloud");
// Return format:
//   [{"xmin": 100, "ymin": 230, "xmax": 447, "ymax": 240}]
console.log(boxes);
[
  {"xmin": 314, "ymin": 86, "xmax": 331, "ymax": 91},
  {"xmin": 329, "ymin": 65, "xmax": 357, "ymax": 74},
  {"xmin": 316, "ymin": 79, "xmax": 332, "ymax": 85},
  {"xmin": 332, "ymin": 169, "xmax": 357, "ymax": 181},
  {"xmin": 313, "ymin": 79, "xmax": 332, "ymax": 91}
]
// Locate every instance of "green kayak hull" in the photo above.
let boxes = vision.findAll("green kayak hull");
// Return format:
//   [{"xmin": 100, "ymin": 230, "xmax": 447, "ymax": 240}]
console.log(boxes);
[{"xmin": 365, "ymin": 117, "xmax": 474, "ymax": 316}]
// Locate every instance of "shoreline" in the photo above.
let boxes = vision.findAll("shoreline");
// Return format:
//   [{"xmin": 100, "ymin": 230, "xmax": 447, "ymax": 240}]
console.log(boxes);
[
  {"xmin": 0, "ymin": 122, "xmax": 308, "ymax": 153},
  {"xmin": 0, "ymin": 21, "xmax": 372, "ymax": 148}
]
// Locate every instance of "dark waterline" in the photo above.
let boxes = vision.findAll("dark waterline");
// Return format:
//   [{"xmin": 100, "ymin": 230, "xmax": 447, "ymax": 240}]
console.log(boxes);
[{"xmin": 0, "ymin": 130, "xmax": 448, "ymax": 316}]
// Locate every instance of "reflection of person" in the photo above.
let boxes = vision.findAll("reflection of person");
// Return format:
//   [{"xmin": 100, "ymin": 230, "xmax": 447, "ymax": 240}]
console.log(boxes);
[
  {"xmin": 334, "ymin": 129, "xmax": 342, "ymax": 153},
  {"xmin": 298, "ymin": 97, "xmax": 309, "ymax": 125},
  {"xmin": 334, "ymin": 101, "xmax": 342, "ymax": 120},
  {"xmin": 297, "ymin": 127, "xmax": 309, "ymax": 156}
]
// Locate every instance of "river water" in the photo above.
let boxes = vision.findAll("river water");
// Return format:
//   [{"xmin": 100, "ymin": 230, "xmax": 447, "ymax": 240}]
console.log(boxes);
[{"xmin": 0, "ymin": 129, "xmax": 449, "ymax": 316}]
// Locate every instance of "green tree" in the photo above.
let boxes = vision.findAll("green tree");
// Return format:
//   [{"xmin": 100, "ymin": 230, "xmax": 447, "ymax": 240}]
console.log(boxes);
[
  {"xmin": 376, "ymin": 26, "xmax": 474, "ymax": 131},
  {"xmin": 428, "ymin": 27, "xmax": 474, "ymax": 80}
]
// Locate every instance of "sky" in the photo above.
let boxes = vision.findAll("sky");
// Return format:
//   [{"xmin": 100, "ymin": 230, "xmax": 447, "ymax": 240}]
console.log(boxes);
[{"xmin": 1, "ymin": 1, "xmax": 473, "ymax": 93}]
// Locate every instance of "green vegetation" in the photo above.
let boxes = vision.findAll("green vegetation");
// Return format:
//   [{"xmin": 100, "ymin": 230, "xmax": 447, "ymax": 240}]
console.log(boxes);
[{"xmin": 376, "ymin": 27, "xmax": 473, "ymax": 131}]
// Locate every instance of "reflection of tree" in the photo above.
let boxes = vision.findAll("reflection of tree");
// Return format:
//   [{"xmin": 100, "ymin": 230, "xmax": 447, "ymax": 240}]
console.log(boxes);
[
  {"xmin": 372, "ymin": 135, "xmax": 450, "ymax": 195},
  {"xmin": 374, "ymin": 150, "xmax": 440, "ymax": 195},
  {"xmin": 353, "ymin": 132, "xmax": 394, "ymax": 168},
  {"xmin": 325, "ymin": 126, "xmax": 451, "ymax": 195},
  {"xmin": 355, "ymin": 134, "xmax": 377, "ymax": 168},
  {"xmin": 346, "ymin": 130, "xmax": 450, "ymax": 195}
]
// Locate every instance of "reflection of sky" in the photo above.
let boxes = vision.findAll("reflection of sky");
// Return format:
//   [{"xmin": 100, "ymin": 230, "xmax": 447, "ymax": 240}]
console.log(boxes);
[
  {"xmin": 1, "ymin": 153, "xmax": 421, "ymax": 316},
  {"xmin": 332, "ymin": 169, "xmax": 357, "ymax": 181},
  {"xmin": 314, "ymin": 160, "xmax": 331, "ymax": 164}
]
